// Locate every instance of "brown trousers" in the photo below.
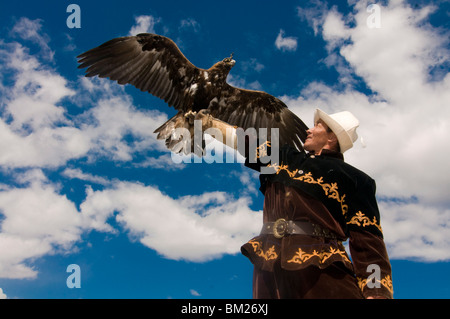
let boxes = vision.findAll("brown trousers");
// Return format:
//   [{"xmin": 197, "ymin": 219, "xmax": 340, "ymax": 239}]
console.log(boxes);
[{"xmin": 253, "ymin": 262, "xmax": 364, "ymax": 299}]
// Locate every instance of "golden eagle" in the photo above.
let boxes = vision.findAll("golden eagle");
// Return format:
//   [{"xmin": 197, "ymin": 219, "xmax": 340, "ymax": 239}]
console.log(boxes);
[{"xmin": 77, "ymin": 33, "xmax": 307, "ymax": 154}]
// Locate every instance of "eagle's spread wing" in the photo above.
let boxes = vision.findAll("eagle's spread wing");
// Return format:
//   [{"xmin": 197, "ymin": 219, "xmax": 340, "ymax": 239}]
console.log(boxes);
[
  {"xmin": 78, "ymin": 33, "xmax": 308, "ymax": 152},
  {"xmin": 77, "ymin": 33, "xmax": 199, "ymax": 111},
  {"xmin": 208, "ymin": 85, "xmax": 307, "ymax": 151}
]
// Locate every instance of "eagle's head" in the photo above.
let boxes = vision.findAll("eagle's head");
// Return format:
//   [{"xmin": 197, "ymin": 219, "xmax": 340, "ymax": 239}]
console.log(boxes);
[
  {"xmin": 222, "ymin": 53, "xmax": 236, "ymax": 68},
  {"xmin": 209, "ymin": 53, "xmax": 236, "ymax": 81}
]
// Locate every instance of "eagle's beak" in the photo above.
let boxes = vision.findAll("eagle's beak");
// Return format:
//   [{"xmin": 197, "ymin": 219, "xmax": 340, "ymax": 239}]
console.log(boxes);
[{"xmin": 229, "ymin": 53, "xmax": 235, "ymax": 65}]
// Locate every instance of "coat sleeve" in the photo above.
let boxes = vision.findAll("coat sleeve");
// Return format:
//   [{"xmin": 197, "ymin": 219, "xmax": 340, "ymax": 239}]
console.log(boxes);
[
  {"xmin": 349, "ymin": 231, "xmax": 393, "ymax": 298},
  {"xmin": 347, "ymin": 177, "xmax": 394, "ymax": 298}
]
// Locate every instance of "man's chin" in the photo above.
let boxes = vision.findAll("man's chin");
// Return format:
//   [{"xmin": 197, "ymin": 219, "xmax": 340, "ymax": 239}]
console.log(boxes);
[{"xmin": 303, "ymin": 144, "xmax": 313, "ymax": 152}]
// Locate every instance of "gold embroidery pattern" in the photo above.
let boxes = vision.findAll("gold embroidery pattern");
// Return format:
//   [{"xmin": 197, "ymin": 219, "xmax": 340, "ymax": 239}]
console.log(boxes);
[
  {"xmin": 248, "ymin": 239, "xmax": 278, "ymax": 261},
  {"xmin": 347, "ymin": 211, "xmax": 383, "ymax": 233},
  {"xmin": 287, "ymin": 247, "xmax": 350, "ymax": 265},
  {"xmin": 269, "ymin": 164, "xmax": 349, "ymax": 217},
  {"xmin": 357, "ymin": 275, "xmax": 394, "ymax": 295},
  {"xmin": 254, "ymin": 141, "xmax": 271, "ymax": 161}
]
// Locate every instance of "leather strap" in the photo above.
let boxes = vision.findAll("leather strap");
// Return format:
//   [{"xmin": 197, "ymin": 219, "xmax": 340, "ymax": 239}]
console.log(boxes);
[{"xmin": 260, "ymin": 219, "xmax": 337, "ymax": 239}]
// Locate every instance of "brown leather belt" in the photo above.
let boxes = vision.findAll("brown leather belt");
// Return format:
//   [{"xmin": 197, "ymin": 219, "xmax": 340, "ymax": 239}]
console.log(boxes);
[{"xmin": 260, "ymin": 218, "xmax": 337, "ymax": 239}]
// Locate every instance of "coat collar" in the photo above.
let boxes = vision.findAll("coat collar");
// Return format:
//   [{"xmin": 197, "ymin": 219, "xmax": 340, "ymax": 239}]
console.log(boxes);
[{"xmin": 309, "ymin": 149, "xmax": 344, "ymax": 161}]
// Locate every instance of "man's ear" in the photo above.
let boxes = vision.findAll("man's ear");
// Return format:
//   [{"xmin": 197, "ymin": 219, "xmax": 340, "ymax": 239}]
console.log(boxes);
[{"xmin": 327, "ymin": 132, "xmax": 339, "ymax": 152}]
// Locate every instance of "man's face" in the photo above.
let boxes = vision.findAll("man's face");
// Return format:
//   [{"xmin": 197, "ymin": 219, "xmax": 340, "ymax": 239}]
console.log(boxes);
[{"xmin": 304, "ymin": 119, "xmax": 333, "ymax": 154}]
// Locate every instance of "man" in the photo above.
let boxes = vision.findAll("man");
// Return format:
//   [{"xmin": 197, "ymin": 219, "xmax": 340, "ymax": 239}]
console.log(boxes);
[{"xmin": 197, "ymin": 108, "xmax": 393, "ymax": 299}]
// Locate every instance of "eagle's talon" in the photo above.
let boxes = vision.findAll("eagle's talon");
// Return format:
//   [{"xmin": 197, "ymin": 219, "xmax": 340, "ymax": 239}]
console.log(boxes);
[
  {"xmin": 184, "ymin": 111, "xmax": 197, "ymax": 125},
  {"xmin": 184, "ymin": 110, "xmax": 197, "ymax": 118}
]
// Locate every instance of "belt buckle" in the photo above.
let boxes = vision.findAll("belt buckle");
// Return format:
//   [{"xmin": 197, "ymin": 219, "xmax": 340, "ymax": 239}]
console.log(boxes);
[{"xmin": 273, "ymin": 218, "xmax": 288, "ymax": 238}]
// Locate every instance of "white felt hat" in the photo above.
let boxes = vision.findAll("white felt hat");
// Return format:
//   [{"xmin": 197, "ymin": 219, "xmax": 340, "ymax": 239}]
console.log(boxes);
[{"xmin": 314, "ymin": 108, "xmax": 359, "ymax": 153}]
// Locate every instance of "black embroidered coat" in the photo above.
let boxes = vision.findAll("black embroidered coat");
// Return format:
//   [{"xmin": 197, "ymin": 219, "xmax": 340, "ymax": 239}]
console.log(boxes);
[{"xmin": 241, "ymin": 144, "xmax": 393, "ymax": 298}]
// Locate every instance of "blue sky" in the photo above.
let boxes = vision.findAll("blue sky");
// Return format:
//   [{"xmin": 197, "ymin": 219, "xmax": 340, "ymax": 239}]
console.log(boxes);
[{"xmin": 0, "ymin": 0, "xmax": 449, "ymax": 299}]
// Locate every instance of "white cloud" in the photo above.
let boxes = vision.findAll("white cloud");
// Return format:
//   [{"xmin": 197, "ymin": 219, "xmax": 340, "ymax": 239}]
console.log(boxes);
[
  {"xmin": 62, "ymin": 168, "xmax": 111, "ymax": 186},
  {"xmin": 179, "ymin": 18, "xmax": 200, "ymax": 33},
  {"xmin": 241, "ymin": 58, "xmax": 265, "ymax": 73},
  {"xmin": 227, "ymin": 74, "xmax": 263, "ymax": 91},
  {"xmin": 321, "ymin": 8, "xmax": 350, "ymax": 48},
  {"xmin": 0, "ymin": 288, "xmax": 6, "ymax": 299},
  {"xmin": 80, "ymin": 182, "xmax": 262, "ymax": 262},
  {"xmin": 297, "ymin": 0, "xmax": 329, "ymax": 36},
  {"xmin": 10, "ymin": 17, "xmax": 54, "ymax": 61},
  {"xmin": 284, "ymin": 0, "xmax": 450, "ymax": 261},
  {"xmin": 79, "ymin": 95, "xmax": 166, "ymax": 162},
  {"xmin": 5, "ymin": 54, "xmax": 74, "ymax": 131},
  {"xmin": 0, "ymin": 121, "xmax": 90, "ymax": 168},
  {"xmin": 381, "ymin": 201, "xmax": 450, "ymax": 261},
  {"xmin": 128, "ymin": 15, "xmax": 161, "ymax": 35},
  {"xmin": 190, "ymin": 289, "xmax": 201, "ymax": 296},
  {"xmin": 275, "ymin": 29, "xmax": 298, "ymax": 52},
  {"xmin": 0, "ymin": 41, "xmax": 90, "ymax": 168},
  {"xmin": 134, "ymin": 154, "xmax": 187, "ymax": 170},
  {"xmin": 0, "ymin": 170, "xmax": 83, "ymax": 279}
]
